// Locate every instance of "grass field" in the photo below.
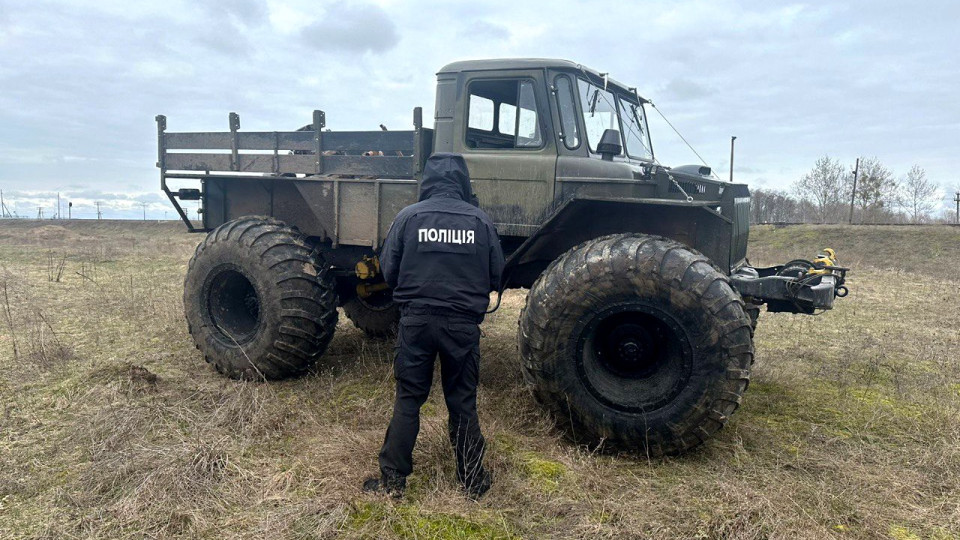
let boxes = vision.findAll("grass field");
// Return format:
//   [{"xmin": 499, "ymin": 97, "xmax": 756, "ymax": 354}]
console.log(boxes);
[{"xmin": 1, "ymin": 221, "xmax": 958, "ymax": 539}]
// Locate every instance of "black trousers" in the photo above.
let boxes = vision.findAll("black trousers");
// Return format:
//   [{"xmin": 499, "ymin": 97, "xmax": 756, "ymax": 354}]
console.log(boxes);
[{"xmin": 378, "ymin": 309, "xmax": 486, "ymax": 485}]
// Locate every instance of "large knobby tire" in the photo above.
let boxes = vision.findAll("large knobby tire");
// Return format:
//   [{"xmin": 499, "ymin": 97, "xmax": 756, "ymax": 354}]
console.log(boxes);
[
  {"xmin": 744, "ymin": 303, "xmax": 760, "ymax": 337},
  {"xmin": 342, "ymin": 290, "xmax": 400, "ymax": 338},
  {"xmin": 184, "ymin": 216, "xmax": 338, "ymax": 380},
  {"xmin": 518, "ymin": 234, "xmax": 754, "ymax": 456}
]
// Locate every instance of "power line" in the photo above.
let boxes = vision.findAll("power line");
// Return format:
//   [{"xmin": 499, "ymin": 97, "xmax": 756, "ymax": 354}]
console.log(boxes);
[{"xmin": 648, "ymin": 102, "xmax": 724, "ymax": 182}]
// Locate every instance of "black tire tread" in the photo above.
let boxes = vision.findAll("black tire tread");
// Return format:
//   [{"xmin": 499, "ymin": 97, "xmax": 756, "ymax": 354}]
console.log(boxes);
[
  {"xmin": 518, "ymin": 233, "xmax": 753, "ymax": 456},
  {"xmin": 184, "ymin": 216, "xmax": 338, "ymax": 380},
  {"xmin": 342, "ymin": 294, "xmax": 400, "ymax": 339}
]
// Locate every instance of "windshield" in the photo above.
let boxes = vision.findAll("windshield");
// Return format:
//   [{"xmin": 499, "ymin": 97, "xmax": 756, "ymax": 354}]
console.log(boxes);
[
  {"xmin": 577, "ymin": 78, "xmax": 652, "ymax": 161},
  {"xmin": 617, "ymin": 96, "xmax": 652, "ymax": 160},
  {"xmin": 578, "ymin": 78, "xmax": 621, "ymax": 155}
]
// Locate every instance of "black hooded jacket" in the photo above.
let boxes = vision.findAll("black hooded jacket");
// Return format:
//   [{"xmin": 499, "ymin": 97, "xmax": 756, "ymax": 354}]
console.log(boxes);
[{"xmin": 379, "ymin": 153, "xmax": 504, "ymax": 318}]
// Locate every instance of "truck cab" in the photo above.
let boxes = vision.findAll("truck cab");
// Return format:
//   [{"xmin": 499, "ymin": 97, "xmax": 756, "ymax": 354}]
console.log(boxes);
[
  {"xmin": 429, "ymin": 60, "xmax": 749, "ymax": 286},
  {"xmin": 436, "ymin": 59, "xmax": 658, "ymax": 238}
]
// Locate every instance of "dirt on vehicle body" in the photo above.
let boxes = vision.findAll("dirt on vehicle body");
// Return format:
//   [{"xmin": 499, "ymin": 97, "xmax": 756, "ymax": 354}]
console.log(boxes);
[{"xmin": 158, "ymin": 58, "xmax": 847, "ymax": 456}]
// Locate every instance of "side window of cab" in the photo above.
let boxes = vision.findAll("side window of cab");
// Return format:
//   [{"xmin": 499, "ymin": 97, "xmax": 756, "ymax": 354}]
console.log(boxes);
[
  {"xmin": 554, "ymin": 75, "xmax": 580, "ymax": 150},
  {"xmin": 466, "ymin": 79, "xmax": 543, "ymax": 150}
]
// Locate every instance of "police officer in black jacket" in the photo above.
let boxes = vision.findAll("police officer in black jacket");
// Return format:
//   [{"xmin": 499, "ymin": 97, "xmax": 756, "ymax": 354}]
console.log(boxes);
[{"xmin": 363, "ymin": 153, "xmax": 504, "ymax": 499}]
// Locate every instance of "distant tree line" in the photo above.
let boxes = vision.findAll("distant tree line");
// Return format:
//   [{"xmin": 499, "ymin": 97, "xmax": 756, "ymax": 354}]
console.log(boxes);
[{"xmin": 750, "ymin": 156, "xmax": 954, "ymax": 225}]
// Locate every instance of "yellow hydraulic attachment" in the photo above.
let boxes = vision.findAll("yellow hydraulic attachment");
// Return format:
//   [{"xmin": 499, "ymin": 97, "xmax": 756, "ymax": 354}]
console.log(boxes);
[
  {"xmin": 355, "ymin": 255, "xmax": 387, "ymax": 298},
  {"xmin": 355, "ymin": 255, "xmax": 380, "ymax": 280},
  {"xmin": 357, "ymin": 282, "xmax": 390, "ymax": 298},
  {"xmin": 808, "ymin": 248, "xmax": 839, "ymax": 276}
]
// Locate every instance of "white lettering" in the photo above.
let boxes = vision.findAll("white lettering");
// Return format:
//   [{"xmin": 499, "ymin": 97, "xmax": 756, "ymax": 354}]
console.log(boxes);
[{"xmin": 417, "ymin": 228, "xmax": 477, "ymax": 245}]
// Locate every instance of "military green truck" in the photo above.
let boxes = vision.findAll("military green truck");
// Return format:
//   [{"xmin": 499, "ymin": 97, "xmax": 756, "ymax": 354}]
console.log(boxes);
[{"xmin": 156, "ymin": 58, "xmax": 847, "ymax": 456}]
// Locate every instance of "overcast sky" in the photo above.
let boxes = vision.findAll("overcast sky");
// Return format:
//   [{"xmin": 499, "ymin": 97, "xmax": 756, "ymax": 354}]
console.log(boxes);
[{"xmin": 1, "ymin": 0, "xmax": 958, "ymax": 219}]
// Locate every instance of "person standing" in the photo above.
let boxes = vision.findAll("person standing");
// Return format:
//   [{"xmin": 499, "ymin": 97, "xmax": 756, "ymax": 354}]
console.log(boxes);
[{"xmin": 363, "ymin": 153, "xmax": 504, "ymax": 499}]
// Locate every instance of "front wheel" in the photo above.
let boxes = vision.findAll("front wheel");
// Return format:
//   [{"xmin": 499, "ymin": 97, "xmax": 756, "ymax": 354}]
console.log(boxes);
[{"xmin": 518, "ymin": 234, "xmax": 754, "ymax": 456}]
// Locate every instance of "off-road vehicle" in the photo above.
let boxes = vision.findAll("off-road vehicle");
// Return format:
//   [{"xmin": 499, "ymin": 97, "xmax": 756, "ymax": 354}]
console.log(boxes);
[{"xmin": 156, "ymin": 58, "xmax": 847, "ymax": 455}]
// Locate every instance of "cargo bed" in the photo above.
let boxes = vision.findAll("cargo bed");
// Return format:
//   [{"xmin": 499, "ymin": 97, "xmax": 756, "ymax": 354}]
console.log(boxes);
[{"xmin": 156, "ymin": 108, "xmax": 433, "ymax": 247}]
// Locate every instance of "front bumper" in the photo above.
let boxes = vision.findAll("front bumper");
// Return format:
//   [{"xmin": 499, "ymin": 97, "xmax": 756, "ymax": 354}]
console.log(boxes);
[{"xmin": 730, "ymin": 266, "xmax": 847, "ymax": 314}]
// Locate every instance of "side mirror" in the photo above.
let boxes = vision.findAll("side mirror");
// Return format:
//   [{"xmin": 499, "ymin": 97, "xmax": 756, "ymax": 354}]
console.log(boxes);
[{"xmin": 597, "ymin": 129, "xmax": 622, "ymax": 161}]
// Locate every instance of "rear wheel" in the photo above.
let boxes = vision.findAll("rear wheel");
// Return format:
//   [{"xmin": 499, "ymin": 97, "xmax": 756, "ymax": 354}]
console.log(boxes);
[
  {"xmin": 184, "ymin": 216, "xmax": 338, "ymax": 380},
  {"xmin": 342, "ymin": 289, "xmax": 400, "ymax": 338},
  {"xmin": 518, "ymin": 234, "xmax": 754, "ymax": 456}
]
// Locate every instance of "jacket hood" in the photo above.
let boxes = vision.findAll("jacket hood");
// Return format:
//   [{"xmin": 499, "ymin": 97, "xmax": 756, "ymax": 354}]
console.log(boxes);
[{"xmin": 419, "ymin": 153, "xmax": 472, "ymax": 202}]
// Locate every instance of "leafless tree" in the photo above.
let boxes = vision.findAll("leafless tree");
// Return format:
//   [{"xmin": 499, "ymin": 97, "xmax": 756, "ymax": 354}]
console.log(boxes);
[
  {"xmin": 793, "ymin": 155, "xmax": 848, "ymax": 223},
  {"xmin": 751, "ymin": 188, "xmax": 803, "ymax": 224},
  {"xmin": 898, "ymin": 165, "xmax": 939, "ymax": 223},
  {"xmin": 854, "ymin": 157, "xmax": 898, "ymax": 223}
]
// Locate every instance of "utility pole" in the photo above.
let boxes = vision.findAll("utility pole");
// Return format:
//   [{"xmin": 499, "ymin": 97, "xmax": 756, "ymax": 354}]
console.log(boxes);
[
  {"xmin": 848, "ymin": 158, "xmax": 859, "ymax": 225},
  {"xmin": 729, "ymin": 136, "xmax": 737, "ymax": 182},
  {"xmin": 0, "ymin": 189, "xmax": 6, "ymax": 218},
  {"xmin": 68, "ymin": 201, "xmax": 72, "ymax": 220},
  {"xmin": 57, "ymin": 193, "xmax": 61, "ymax": 220},
  {"xmin": 141, "ymin": 202, "xmax": 147, "ymax": 220},
  {"xmin": 955, "ymin": 191, "xmax": 959, "ymax": 224},
  {"xmin": 37, "ymin": 207, "xmax": 43, "ymax": 219},
  {"xmin": 96, "ymin": 201, "xmax": 102, "ymax": 220}
]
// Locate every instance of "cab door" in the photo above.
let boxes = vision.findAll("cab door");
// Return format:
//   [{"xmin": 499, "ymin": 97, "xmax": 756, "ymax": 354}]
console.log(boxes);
[{"xmin": 454, "ymin": 70, "xmax": 557, "ymax": 238}]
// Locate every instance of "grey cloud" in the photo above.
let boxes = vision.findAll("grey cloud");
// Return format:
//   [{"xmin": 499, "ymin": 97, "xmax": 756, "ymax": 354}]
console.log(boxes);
[
  {"xmin": 2, "ymin": 0, "xmax": 960, "ymax": 203},
  {"xmin": 300, "ymin": 1, "xmax": 399, "ymax": 54},
  {"xmin": 659, "ymin": 78, "xmax": 713, "ymax": 101},
  {"xmin": 193, "ymin": 31, "xmax": 252, "ymax": 57},
  {"xmin": 232, "ymin": 0, "xmax": 267, "ymax": 24},
  {"xmin": 472, "ymin": 21, "xmax": 511, "ymax": 40},
  {"xmin": 197, "ymin": 0, "xmax": 267, "ymax": 26},
  {"xmin": 191, "ymin": 0, "xmax": 267, "ymax": 56}
]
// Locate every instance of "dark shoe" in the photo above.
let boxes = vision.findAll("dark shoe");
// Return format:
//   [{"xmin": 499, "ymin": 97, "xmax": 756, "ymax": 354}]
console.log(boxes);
[
  {"xmin": 362, "ymin": 474, "xmax": 406, "ymax": 498},
  {"xmin": 463, "ymin": 469, "xmax": 492, "ymax": 500}
]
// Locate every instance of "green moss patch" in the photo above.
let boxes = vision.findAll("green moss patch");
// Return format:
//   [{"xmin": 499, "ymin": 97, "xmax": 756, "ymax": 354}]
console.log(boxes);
[
  {"xmin": 519, "ymin": 452, "xmax": 566, "ymax": 493},
  {"xmin": 349, "ymin": 501, "xmax": 517, "ymax": 539}
]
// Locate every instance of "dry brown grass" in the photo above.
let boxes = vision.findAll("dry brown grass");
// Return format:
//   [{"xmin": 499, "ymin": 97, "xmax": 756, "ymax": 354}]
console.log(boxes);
[{"xmin": 0, "ymin": 220, "xmax": 958, "ymax": 539}]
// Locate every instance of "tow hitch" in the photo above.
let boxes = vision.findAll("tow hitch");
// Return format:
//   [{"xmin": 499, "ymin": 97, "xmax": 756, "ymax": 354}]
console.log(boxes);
[{"xmin": 731, "ymin": 248, "xmax": 849, "ymax": 315}]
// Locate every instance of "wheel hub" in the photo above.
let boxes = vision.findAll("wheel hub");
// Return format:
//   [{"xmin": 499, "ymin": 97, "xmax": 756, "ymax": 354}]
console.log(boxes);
[
  {"xmin": 207, "ymin": 268, "xmax": 261, "ymax": 343},
  {"xmin": 618, "ymin": 340, "xmax": 640, "ymax": 360},
  {"xmin": 575, "ymin": 302, "xmax": 693, "ymax": 413},
  {"xmin": 600, "ymin": 322, "xmax": 660, "ymax": 379}
]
